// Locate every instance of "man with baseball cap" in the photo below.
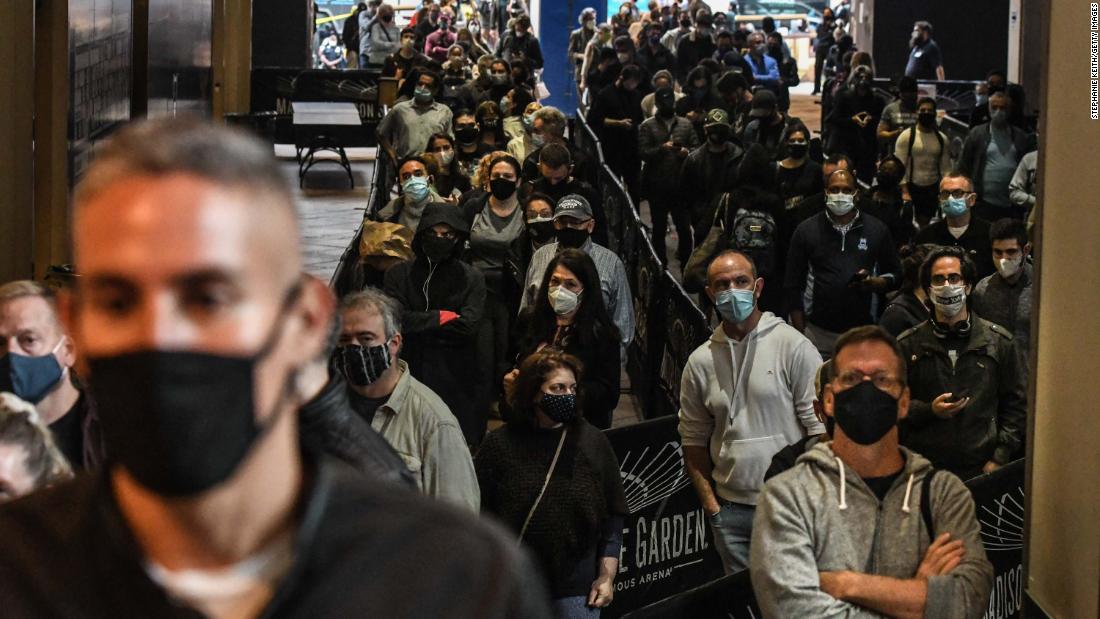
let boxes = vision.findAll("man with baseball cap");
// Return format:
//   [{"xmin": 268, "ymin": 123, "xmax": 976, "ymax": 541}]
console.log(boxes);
[
  {"xmin": 519, "ymin": 194, "xmax": 635, "ymax": 348},
  {"xmin": 680, "ymin": 108, "xmax": 745, "ymax": 243},
  {"xmin": 743, "ymin": 89, "xmax": 808, "ymax": 159}
]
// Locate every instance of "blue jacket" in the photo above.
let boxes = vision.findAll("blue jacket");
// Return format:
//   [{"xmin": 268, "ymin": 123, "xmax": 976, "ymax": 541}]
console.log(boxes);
[{"xmin": 748, "ymin": 53, "xmax": 780, "ymax": 84}]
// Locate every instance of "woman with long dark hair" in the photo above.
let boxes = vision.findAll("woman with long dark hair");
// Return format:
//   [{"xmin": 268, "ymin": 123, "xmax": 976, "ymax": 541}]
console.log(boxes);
[
  {"xmin": 426, "ymin": 132, "xmax": 472, "ymax": 199},
  {"xmin": 503, "ymin": 249, "xmax": 620, "ymax": 429},
  {"xmin": 476, "ymin": 348, "xmax": 627, "ymax": 617}
]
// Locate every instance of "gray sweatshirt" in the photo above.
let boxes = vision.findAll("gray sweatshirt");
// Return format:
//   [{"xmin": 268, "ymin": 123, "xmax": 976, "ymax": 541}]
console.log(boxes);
[{"xmin": 750, "ymin": 442, "xmax": 993, "ymax": 618}]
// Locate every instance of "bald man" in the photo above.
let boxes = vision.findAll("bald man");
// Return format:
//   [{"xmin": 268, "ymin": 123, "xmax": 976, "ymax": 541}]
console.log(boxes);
[
  {"xmin": 679, "ymin": 250, "xmax": 824, "ymax": 574},
  {"xmin": 784, "ymin": 169, "xmax": 901, "ymax": 358},
  {"xmin": 0, "ymin": 118, "xmax": 550, "ymax": 618}
]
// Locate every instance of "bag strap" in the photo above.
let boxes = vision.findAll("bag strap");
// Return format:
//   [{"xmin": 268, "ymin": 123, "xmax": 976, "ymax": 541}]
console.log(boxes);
[
  {"xmin": 920, "ymin": 469, "xmax": 937, "ymax": 537},
  {"xmin": 518, "ymin": 428, "xmax": 568, "ymax": 544}
]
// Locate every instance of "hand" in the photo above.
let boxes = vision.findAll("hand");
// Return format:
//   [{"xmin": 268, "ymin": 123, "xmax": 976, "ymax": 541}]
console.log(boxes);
[
  {"xmin": 931, "ymin": 393, "xmax": 970, "ymax": 419},
  {"xmin": 502, "ymin": 369, "xmax": 519, "ymax": 398},
  {"xmin": 587, "ymin": 577, "xmax": 615, "ymax": 608},
  {"xmin": 916, "ymin": 533, "xmax": 965, "ymax": 580},
  {"xmin": 679, "ymin": 147, "xmax": 690, "ymax": 157},
  {"xmin": 982, "ymin": 460, "xmax": 1000, "ymax": 474},
  {"xmin": 686, "ymin": 110, "xmax": 702, "ymax": 123},
  {"xmin": 851, "ymin": 113, "xmax": 869, "ymax": 128},
  {"xmin": 855, "ymin": 276, "xmax": 889, "ymax": 292},
  {"xmin": 818, "ymin": 571, "xmax": 851, "ymax": 599},
  {"xmin": 439, "ymin": 310, "xmax": 460, "ymax": 325},
  {"xmin": 661, "ymin": 140, "xmax": 677, "ymax": 151},
  {"xmin": 618, "ymin": 118, "xmax": 633, "ymax": 129}
]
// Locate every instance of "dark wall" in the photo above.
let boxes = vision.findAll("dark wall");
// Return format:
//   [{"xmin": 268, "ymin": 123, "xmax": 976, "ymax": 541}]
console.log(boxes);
[
  {"xmin": 147, "ymin": 0, "xmax": 213, "ymax": 118},
  {"xmin": 872, "ymin": 0, "xmax": 1010, "ymax": 81},
  {"xmin": 253, "ymin": 0, "xmax": 312, "ymax": 68}
]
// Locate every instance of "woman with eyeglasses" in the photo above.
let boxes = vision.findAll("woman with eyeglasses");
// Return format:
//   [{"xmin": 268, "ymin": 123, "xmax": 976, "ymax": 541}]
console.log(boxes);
[
  {"xmin": 503, "ymin": 249, "xmax": 620, "ymax": 430},
  {"xmin": 476, "ymin": 348, "xmax": 627, "ymax": 617}
]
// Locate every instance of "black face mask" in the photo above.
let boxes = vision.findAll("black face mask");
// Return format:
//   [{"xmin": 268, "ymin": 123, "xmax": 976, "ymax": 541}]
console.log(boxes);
[
  {"xmin": 876, "ymin": 171, "xmax": 901, "ymax": 188},
  {"xmin": 556, "ymin": 227, "xmax": 589, "ymax": 248},
  {"xmin": 917, "ymin": 112, "xmax": 936, "ymax": 128},
  {"xmin": 832, "ymin": 381, "xmax": 899, "ymax": 445},
  {"xmin": 87, "ymin": 286, "xmax": 300, "ymax": 497},
  {"xmin": 656, "ymin": 103, "xmax": 675, "ymax": 117},
  {"xmin": 489, "ymin": 178, "xmax": 518, "ymax": 200},
  {"xmin": 706, "ymin": 129, "xmax": 729, "ymax": 145},
  {"xmin": 455, "ymin": 126, "xmax": 479, "ymax": 144},
  {"xmin": 333, "ymin": 343, "xmax": 391, "ymax": 388},
  {"xmin": 787, "ymin": 143, "xmax": 808, "ymax": 159},
  {"xmin": 421, "ymin": 235, "xmax": 458, "ymax": 262},
  {"xmin": 527, "ymin": 220, "xmax": 556, "ymax": 243}
]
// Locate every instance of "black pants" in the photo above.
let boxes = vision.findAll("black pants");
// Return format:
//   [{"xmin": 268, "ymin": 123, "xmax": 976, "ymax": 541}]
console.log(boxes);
[
  {"xmin": 908, "ymin": 182, "xmax": 941, "ymax": 227},
  {"xmin": 814, "ymin": 51, "xmax": 828, "ymax": 93},
  {"xmin": 649, "ymin": 192, "xmax": 694, "ymax": 267}
]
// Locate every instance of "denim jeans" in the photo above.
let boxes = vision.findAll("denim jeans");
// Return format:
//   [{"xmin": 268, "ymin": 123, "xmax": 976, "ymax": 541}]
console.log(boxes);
[
  {"xmin": 553, "ymin": 596, "xmax": 600, "ymax": 619},
  {"xmin": 708, "ymin": 500, "xmax": 756, "ymax": 574}
]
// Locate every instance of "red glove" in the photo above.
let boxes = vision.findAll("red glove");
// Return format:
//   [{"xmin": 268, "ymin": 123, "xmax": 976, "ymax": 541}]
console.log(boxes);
[{"xmin": 439, "ymin": 310, "xmax": 459, "ymax": 325}]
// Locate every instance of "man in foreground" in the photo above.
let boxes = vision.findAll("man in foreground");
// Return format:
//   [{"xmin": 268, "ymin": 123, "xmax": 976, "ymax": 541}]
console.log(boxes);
[
  {"xmin": 0, "ymin": 118, "xmax": 549, "ymax": 618},
  {"xmin": 751, "ymin": 326, "xmax": 992, "ymax": 617}
]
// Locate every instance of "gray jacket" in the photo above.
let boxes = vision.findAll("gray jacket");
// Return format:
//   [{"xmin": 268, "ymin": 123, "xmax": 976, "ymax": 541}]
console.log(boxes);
[
  {"xmin": 638, "ymin": 114, "xmax": 699, "ymax": 194},
  {"xmin": 751, "ymin": 442, "xmax": 993, "ymax": 618},
  {"xmin": 957, "ymin": 123, "xmax": 1031, "ymax": 201}
]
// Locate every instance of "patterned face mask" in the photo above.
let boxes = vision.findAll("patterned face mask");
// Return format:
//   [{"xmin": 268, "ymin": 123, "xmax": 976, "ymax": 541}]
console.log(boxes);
[{"xmin": 333, "ymin": 342, "xmax": 392, "ymax": 387}]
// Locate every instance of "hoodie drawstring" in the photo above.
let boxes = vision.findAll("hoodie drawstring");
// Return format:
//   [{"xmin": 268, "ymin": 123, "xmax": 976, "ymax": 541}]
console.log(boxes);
[
  {"xmin": 901, "ymin": 473, "xmax": 915, "ymax": 513},
  {"xmin": 835, "ymin": 456, "xmax": 847, "ymax": 510}
]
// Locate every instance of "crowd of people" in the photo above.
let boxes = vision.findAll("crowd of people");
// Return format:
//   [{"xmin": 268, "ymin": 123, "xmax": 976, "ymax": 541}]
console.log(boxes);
[{"xmin": 0, "ymin": 2, "xmax": 1042, "ymax": 618}]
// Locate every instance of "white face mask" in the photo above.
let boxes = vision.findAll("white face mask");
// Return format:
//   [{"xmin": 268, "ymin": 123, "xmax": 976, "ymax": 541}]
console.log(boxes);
[
  {"xmin": 930, "ymin": 283, "xmax": 967, "ymax": 318},
  {"xmin": 825, "ymin": 193, "xmax": 856, "ymax": 217},
  {"xmin": 548, "ymin": 285, "xmax": 582, "ymax": 316},
  {"xmin": 997, "ymin": 256, "xmax": 1023, "ymax": 279}
]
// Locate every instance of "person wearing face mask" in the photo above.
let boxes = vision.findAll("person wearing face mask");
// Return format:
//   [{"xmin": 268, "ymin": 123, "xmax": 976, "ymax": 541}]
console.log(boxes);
[
  {"xmin": 296, "ymin": 313, "xmax": 415, "ymax": 488},
  {"xmin": 745, "ymin": 32, "xmax": 780, "ymax": 92},
  {"xmin": 968, "ymin": 71, "xmax": 1028, "ymax": 130},
  {"xmin": 812, "ymin": 8, "xmax": 836, "ymax": 95},
  {"xmin": 505, "ymin": 99, "xmax": 541, "ymax": 162},
  {"xmin": 715, "ymin": 72, "xmax": 754, "ymax": 134},
  {"xmin": 334, "ymin": 289, "xmax": 478, "ymax": 507},
  {"xmin": 878, "ymin": 243, "xmax": 934, "ymax": 337},
  {"xmin": 904, "ymin": 20, "xmax": 944, "ymax": 81},
  {"xmin": 914, "ymin": 173, "xmax": 995, "ymax": 279},
  {"xmin": 478, "ymin": 349, "xmax": 627, "ymax": 615},
  {"xmin": 424, "ymin": 14, "xmax": 457, "ymax": 62},
  {"xmin": 680, "ymin": 108, "xmax": 745, "ymax": 243},
  {"xmin": 675, "ymin": 11, "xmax": 716, "ymax": 84},
  {"xmin": 0, "ymin": 281, "xmax": 103, "ymax": 471},
  {"xmin": 859, "ymin": 155, "xmax": 915, "ymax": 250},
  {"xmin": 361, "ymin": 3, "xmax": 398, "ymax": 68},
  {"xmin": 529, "ymin": 143, "xmax": 608, "ymax": 246},
  {"xmin": 957, "ymin": 91, "xmax": 1033, "ymax": 222},
  {"xmin": 971, "ymin": 218, "xmax": 1033, "ymax": 355},
  {"xmin": 507, "ymin": 250, "xmax": 621, "ymax": 429},
  {"xmin": 897, "ymin": 247, "xmax": 1026, "ymax": 480},
  {"xmin": 877, "ymin": 76, "xmax": 919, "ymax": 154},
  {"xmin": 376, "ymin": 71, "xmax": 453, "ymax": 166},
  {"xmin": 384, "ymin": 203, "xmax": 488, "ymax": 446},
  {"xmin": 894, "ymin": 96, "xmax": 950, "ymax": 227},
  {"xmin": 569, "ymin": 8, "xmax": 598, "ymax": 90},
  {"xmin": 679, "ymin": 250, "xmax": 825, "ymax": 574},
  {"xmin": 765, "ymin": 31, "xmax": 799, "ymax": 112},
  {"xmin": 661, "ymin": 12, "xmax": 693, "ymax": 55},
  {"xmin": 375, "ymin": 156, "xmax": 444, "ymax": 231},
  {"xmin": 742, "ymin": 89, "xmax": 808, "ymax": 162},
  {"xmin": 461, "ymin": 155, "xmax": 527, "ymax": 409},
  {"xmin": 580, "ymin": 23, "xmax": 615, "ymax": 94},
  {"xmin": 498, "ymin": 15, "xmax": 543, "ymax": 70},
  {"xmin": 475, "ymin": 100, "xmax": 507, "ymax": 150},
  {"xmin": 520, "ymin": 195, "xmax": 634, "ymax": 351},
  {"xmin": 380, "ymin": 26, "xmax": 429, "ymax": 79},
  {"xmin": 640, "ymin": 86, "xmax": 700, "ymax": 267},
  {"xmin": 426, "ymin": 133, "xmax": 472, "ymax": 199},
  {"xmin": 752, "ymin": 325, "xmax": 993, "ymax": 617},
  {"xmin": 776, "ymin": 126, "xmax": 824, "ymax": 223},
  {"xmin": 825, "ymin": 65, "xmax": 886, "ymax": 183},
  {"xmin": 785, "ymin": 169, "xmax": 901, "ymax": 359},
  {"xmin": 588, "ymin": 64, "xmax": 645, "ymax": 203},
  {"xmin": 675, "ymin": 66, "xmax": 722, "ymax": 141},
  {"xmin": 0, "ymin": 119, "xmax": 552, "ymax": 618},
  {"xmin": 639, "ymin": 69, "xmax": 682, "ymax": 118},
  {"xmin": 450, "ymin": 109, "xmax": 492, "ymax": 180},
  {"xmin": 636, "ymin": 23, "xmax": 676, "ymax": 78},
  {"xmin": 501, "ymin": 87, "xmax": 535, "ymax": 142}
]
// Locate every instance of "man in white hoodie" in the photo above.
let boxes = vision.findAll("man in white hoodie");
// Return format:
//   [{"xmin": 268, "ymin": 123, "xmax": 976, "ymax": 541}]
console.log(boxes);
[
  {"xmin": 678, "ymin": 250, "xmax": 824, "ymax": 574},
  {"xmin": 750, "ymin": 325, "xmax": 992, "ymax": 618}
]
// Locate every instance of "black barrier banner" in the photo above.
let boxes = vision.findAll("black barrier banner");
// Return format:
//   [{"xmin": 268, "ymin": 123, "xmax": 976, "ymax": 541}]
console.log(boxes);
[
  {"xmin": 967, "ymin": 459, "xmax": 1025, "ymax": 619},
  {"xmin": 604, "ymin": 416, "xmax": 724, "ymax": 618},
  {"xmin": 623, "ymin": 569, "xmax": 761, "ymax": 619},
  {"xmin": 654, "ymin": 274, "xmax": 711, "ymax": 419}
]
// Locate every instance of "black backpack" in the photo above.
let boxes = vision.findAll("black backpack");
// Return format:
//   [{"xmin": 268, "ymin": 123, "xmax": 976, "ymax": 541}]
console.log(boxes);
[{"xmin": 729, "ymin": 205, "xmax": 778, "ymax": 278}]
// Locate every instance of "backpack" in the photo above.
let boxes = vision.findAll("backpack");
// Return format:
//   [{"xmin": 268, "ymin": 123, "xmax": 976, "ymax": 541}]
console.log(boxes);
[{"xmin": 729, "ymin": 206, "xmax": 778, "ymax": 278}]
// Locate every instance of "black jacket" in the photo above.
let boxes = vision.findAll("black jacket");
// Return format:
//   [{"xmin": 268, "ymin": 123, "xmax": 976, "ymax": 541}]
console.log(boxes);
[
  {"xmin": 679, "ymin": 142, "xmax": 745, "ymax": 223},
  {"xmin": 741, "ymin": 114, "xmax": 808, "ymax": 160},
  {"xmin": 878, "ymin": 290, "xmax": 930, "ymax": 337},
  {"xmin": 0, "ymin": 459, "xmax": 552, "ymax": 618},
  {"xmin": 859, "ymin": 189, "xmax": 916, "ymax": 249},
  {"xmin": 638, "ymin": 114, "xmax": 699, "ymax": 195},
  {"xmin": 522, "ymin": 142, "xmax": 599, "ymax": 189},
  {"xmin": 527, "ymin": 176, "xmax": 609, "ymax": 247},
  {"xmin": 384, "ymin": 205, "xmax": 487, "ymax": 445},
  {"xmin": 898, "ymin": 316, "xmax": 1027, "ymax": 478},
  {"xmin": 784, "ymin": 211, "xmax": 901, "ymax": 332},
  {"xmin": 298, "ymin": 374, "xmax": 416, "ymax": 488},
  {"xmin": 498, "ymin": 32, "xmax": 544, "ymax": 70},
  {"xmin": 914, "ymin": 216, "xmax": 995, "ymax": 280}
]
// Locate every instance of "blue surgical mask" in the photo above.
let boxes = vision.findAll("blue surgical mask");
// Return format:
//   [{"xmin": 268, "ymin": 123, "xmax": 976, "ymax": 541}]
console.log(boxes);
[
  {"xmin": 413, "ymin": 87, "xmax": 433, "ymax": 104},
  {"xmin": 0, "ymin": 337, "xmax": 67, "ymax": 404},
  {"xmin": 530, "ymin": 132, "xmax": 546, "ymax": 148},
  {"xmin": 825, "ymin": 193, "xmax": 856, "ymax": 217},
  {"xmin": 990, "ymin": 109, "xmax": 1008, "ymax": 125},
  {"xmin": 403, "ymin": 175, "xmax": 431, "ymax": 202},
  {"xmin": 940, "ymin": 196, "xmax": 969, "ymax": 218},
  {"xmin": 714, "ymin": 284, "xmax": 757, "ymax": 324}
]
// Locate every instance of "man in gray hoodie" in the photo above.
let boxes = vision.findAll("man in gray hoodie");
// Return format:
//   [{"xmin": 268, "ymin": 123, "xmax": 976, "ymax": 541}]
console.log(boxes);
[
  {"xmin": 750, "ymin": 326, "xmax": 993, "ymax": 618},
  {"xmin": 679, "ymin": 250, "xmax": 824, "ymax": 574}
]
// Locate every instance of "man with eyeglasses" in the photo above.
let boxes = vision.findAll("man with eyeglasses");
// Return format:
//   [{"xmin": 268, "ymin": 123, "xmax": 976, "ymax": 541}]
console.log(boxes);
[
  {"xmin": 914, "ymin": 172, "xmax": 995, "ymax": 279},
  {"xmin": 751, "ymin": 325, "xmax": 993, "ymax": 618},
  {"xmin": 785, "ymin": 169, "xmax": 901, "ymax": 359},
  {"xmin": 897, "ymin": 246, "xmax": 1026, "ymax": 480}
]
